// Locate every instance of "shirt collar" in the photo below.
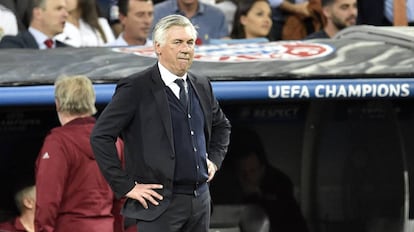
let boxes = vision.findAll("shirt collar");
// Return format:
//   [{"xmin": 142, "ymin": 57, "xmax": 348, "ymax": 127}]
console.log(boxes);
[
  {"xmin": 158, "ymin": 62, "xmax": 187, "ymax": 86},
  {"xmin": 29, "ymin": 27, "xmax": 53, "ymax": 49},
  {"xmin": 172, "ymin": 0, "xmax": 205, "ymax": 16}
]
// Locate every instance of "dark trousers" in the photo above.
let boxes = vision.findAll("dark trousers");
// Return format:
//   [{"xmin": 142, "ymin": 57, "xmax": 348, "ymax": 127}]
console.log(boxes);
[{"xmin": 137, "ymin": 189, "xmax": 211, "ymax": 232}]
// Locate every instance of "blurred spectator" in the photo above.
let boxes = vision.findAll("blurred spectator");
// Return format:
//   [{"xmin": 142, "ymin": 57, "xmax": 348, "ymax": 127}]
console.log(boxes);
[
  {"xmin": 230, "ymin": 0, "xmax": 272, "ymax": 40},
  {"xmin": 215, "ymin": 0, "xmax": 237, "ymax": 33},
  {"xmin": 213, "ymin": 128, "xmax": 309, "ymax": 232},
  {"xmin": 0, "ymin": 4, "xmax": 18, "ymax": 40},
  {"xmin": 55, "ymin": 0, "xmax": 115, "ymax": 47},
  {"xmin": 305, "ymin": 0, "xmax": 357, "ymax": 39},
  {"xmin": 357, "ymin": 0, "xmax": 414, "ymax": 26},
  {"xmin": 0, "ymin": 185, "xmax": 35, "ymax": 232},
  {"xmin": 96, "ymin": 0, "xmax": 123, "ymax": 36},
  {"xmin": 270, "ymin": 0, "xmax": 325, "ymax": 40},
  {"xmin": 34, "ymin": 75, "xmax": 123, "ymax": 232},
  {"xmin": 107, "ymin": 0, "xmax": 153, "ymax": 46},
  {"xmin": 153, "ymin": 0, "xmax": 229, "ymax": 44},
  {"xmin": 0, "ymin": 0, "xmax": 31, "ymax": 31},
  {"xmin": 0, "ymin": 0, "xmax": 69, "ymax": 49}
]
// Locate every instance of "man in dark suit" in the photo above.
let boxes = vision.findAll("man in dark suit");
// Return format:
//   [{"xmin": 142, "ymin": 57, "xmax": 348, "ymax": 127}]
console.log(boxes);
[
  {"xmin": 305, "ymin": 0, "xmax": 357, "ymax": 39},
  {"xmin": 0, "ymin": 0, "xmax": 68, "ymax": 49},
  {"xmin": 90, "ymin": 14, "xmax": 231, "ymax": 232}
]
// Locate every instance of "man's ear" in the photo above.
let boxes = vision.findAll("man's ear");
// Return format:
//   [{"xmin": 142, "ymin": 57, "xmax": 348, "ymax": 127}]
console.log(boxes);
[
  {"xmin": 22, "ymin": 197, "xmax": 35, "ymax": 209},
  {"xmin": 119, "ymin": 14, "xmax": 127, "ymax": 26},
  {"xmin": 32, "ymin": 7, "xmax": 42, "ymax": 21},
  {"xmin": 240, "ymin": 15, "xmax": 247, "ymax": 26},
  {"xmin": 155, "ymin": 42, "xmax": 162, "ymax": 55},
  {"xmin": 322, "ymin": 6, "xmax": 331, "ymax": 18}
]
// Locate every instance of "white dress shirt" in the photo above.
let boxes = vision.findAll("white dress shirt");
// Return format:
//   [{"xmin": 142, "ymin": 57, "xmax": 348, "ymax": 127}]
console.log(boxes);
[
  {"xmin": 28, "ymin": 27, "xmax": 54, "ymax": 49},
  {"xmin": 106, "ymin": 33, "xmax": 153, "ymax": 47},
  {"xmin": 158, "ymin": 62, "xmax": 188, "ymax": 99},
  {"xmin": 56, "ymin": 18, "xmax": 115, "ymax": 47}
]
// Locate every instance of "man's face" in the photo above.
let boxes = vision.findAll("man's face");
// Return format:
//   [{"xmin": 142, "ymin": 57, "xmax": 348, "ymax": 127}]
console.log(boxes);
[
  {"xmin": 237, "ymin": 153, "xmax": 265, "ymax": 187},
  {"xmin": 325, "ymin": 0, "xmax": 357, "ymax": 30},
  {"xmin": 155, "ymin": 26, "xmax": 195, "ymax": 77},
  {"xmin": 121, "ymin": 0, "xmax": 154, "ymax": 43},
  {"xmin": 37, "ymin": 0, "xmax": 68, "ymax": 37}
]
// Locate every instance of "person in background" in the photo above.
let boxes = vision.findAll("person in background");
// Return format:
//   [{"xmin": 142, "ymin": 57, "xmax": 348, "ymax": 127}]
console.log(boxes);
[
  {"xmin": 0, "ymin": 4, "xmax": 18, "ymax": 40},
  {"xmin": 0, "ymin": 0, "xmax": 32, "ymax": 32},
  {"xmin": 230, "ymin": 0, "xmax": 272, "ymax": 40},
  {"xmin": 305, "ymin": 0, "xmax": 356, "ymax": 39},
  {"xmin": 270, "ymin": 0, "xmax": 325, "ymax": 40},
  {"xmin": 34, "ymin": 75, "xmax": 123, "ymax": 232},
  {"xmin": 107, "ymin": 0, "xmax": 154, "ymax": 46},
  {"xmin": 55, "ymin": 0, "xmax": 115, "ymax": 47},
  {"xmin": 228, "ymin": 128, "xmax": 309, "ymax": 232},
  {"xmin": 96, "ymin": 0, "xmax": 123, "ymax": 37},
  {"xmin": 214, "ymin": 0, "xmax": 238, "ymax": 33},
  {"xmin": 269, "ymin": 0, "xmax": 309, "ymax": 40},
  {"xmin": 0, "ymin": 185, "xmax": 35, "ymax": 232},
  {"xmin": 90, "ymin": 14, "xmax": 231, "ymax": 232},
  {"xmin": 357, "ymin": 0, "xmax": 413, "ymax": 26},
  {"xmin": 0, "ymin": 0, "xmax": 68, "ymax": 49},
  {"xmin": 152, "ymin": 0, "xmax": 229, "ymax": 44}
]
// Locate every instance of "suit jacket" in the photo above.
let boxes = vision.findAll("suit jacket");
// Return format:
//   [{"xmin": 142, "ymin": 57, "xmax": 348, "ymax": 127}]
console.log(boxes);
[
  {"xmin": 90, "ymin": 64, "xmax": 231, "ymax": 221},
  {"xmin": 0, "ymin": 30, "xmax": 68, "ymax": 48}
]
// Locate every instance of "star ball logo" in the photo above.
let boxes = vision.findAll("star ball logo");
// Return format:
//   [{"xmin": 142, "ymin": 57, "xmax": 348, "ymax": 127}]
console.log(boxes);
[{"xmin": 113, "ymin": 41, "xmax": 335, "ymax": 62}]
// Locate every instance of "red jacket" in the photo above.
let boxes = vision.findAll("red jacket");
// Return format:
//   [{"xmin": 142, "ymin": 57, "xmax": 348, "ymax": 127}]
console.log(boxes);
[
  {"xmin": 35, "ymin": 117, "xmax": 123, "ymax": 232},
  {"xmin": 0, "ymin": 217, "xmax": 26, "ymax": 232}
]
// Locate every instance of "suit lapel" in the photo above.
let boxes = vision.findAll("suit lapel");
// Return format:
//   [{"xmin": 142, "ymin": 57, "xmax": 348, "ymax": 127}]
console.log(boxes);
[
  {"xmin": 23, "ymin": 31, "xmax": 39, "ymax": 48},
  {"xmin": 150, "ymin": 64, "xmax": 175, "ymax": 152}
]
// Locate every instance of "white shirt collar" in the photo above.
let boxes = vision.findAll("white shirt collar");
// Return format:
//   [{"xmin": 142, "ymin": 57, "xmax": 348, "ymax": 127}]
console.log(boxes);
[
  {"xmin": 29, "ymin": 27, "xmax": 53, "ymax": 49},
  {"xmin": 158, "ymin": 62, "xmax": 187, "ymax": 86},
  {"xmin": 158, "ymin": 62, "xmax": 188, "ymax": 98}
]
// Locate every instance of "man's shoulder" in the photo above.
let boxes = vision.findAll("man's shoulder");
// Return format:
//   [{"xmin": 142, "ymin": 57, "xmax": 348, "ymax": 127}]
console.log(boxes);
[
  {"xmin": 202, "ymin": 2, "xmax": 226, "ymax": 17},
  {"xmin": 119, "ymin": 64, "xmax": 158, "ymax": 84},
  {"xmin": 188, "ymin": 71, "xmax": 210, "ymax": 86},
  {"xmin": 0, "ymin": 31, "xmax": 36, "ymax": 48}
]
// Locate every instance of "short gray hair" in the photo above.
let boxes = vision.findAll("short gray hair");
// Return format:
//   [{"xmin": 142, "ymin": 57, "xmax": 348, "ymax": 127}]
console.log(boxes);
[{"xmin": 152, "ymin": 14, "xmax": 198, "ymax": 46}]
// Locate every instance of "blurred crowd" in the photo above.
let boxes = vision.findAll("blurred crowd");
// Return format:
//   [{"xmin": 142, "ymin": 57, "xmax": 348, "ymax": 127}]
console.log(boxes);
[{"xmin": 0, "ymin": 0, "xmax": 412, "ymax": 48}]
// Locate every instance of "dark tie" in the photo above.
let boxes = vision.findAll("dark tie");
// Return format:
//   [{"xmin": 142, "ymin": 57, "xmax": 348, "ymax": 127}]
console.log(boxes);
[
  {"xmin": 174, "ymin": 78, "xmax": 188, "ymax": 107},
  {"xmin": 44, "ymin": 39, "xmax": 54, "ymax": 49}
]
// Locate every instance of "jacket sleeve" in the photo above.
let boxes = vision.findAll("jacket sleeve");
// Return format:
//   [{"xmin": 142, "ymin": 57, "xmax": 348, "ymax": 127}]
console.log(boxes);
[
  {"xmin": 205, "ymin": 79, "xmax": 231, "ymax": 170},
  {"xmin": 35, "ymin": 135, "xmax": 68, "ymax": 232},
  {"xmin": 90, "ymin": 78, "xmax": 137, "ymax": 199}
]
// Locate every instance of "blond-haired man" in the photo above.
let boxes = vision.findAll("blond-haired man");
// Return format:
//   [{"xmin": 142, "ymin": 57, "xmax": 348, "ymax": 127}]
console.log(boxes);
[{"xmin": 35, "ymin": 75, "xmax": 123, "ymax": 232}]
